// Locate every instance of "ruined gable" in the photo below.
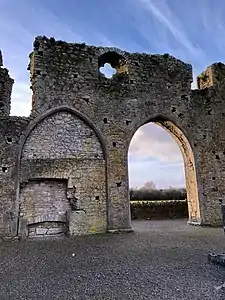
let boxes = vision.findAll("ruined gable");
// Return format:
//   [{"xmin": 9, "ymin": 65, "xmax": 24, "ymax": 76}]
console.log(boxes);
[{"xmin": 0, "ymin": 36, "xmax": 225, "ymax": 238}]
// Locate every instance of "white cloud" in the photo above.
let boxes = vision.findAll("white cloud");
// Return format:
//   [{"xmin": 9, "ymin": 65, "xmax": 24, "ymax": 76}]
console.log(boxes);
[
  {"xmin": 129, "ymin": 123, "xmax": 183, "ymax": 163},
  {"xmin": 10, "ymin": 82, "xmax": 32, "ymax": 116}
]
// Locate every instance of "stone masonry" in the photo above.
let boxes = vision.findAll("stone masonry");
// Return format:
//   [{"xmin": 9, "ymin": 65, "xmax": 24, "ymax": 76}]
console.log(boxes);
[{"xmin": 0, "ymin": 36, "xmax": 224, "ymax": 238}]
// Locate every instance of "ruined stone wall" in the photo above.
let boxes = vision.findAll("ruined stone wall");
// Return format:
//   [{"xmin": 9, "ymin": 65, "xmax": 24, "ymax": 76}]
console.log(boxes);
[
  {"xmin": 0, "ymin": 117, "xmax": 30, "ymax": 236},
  {"xmin": 0, "ymin": 50, "xmax": 14, "ymax": 117},
  {"xmin": 28, "ymin": 36, "xmax": 194, "ymax": 232},
  {"xmin": 0, "ymin": 36, "xmax": 225, "ymax": 238}
]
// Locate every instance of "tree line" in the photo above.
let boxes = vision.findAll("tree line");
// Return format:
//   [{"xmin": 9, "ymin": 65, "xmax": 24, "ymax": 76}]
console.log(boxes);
[{"xmin": 130, "ymin": 187, "xmax": 187, "ymax": 201}]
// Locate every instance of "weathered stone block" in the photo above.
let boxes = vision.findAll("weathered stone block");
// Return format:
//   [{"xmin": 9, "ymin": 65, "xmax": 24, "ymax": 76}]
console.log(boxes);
[
  {"xmin": 69, "ymin": 210, "xmax": 89, "ymax": 236},
  {"xmin": 47, "ymin": 227, "xmax": 64, "ymax": 235},
  {"xmin": 36, "ymin": 228, "xmax": 48, "ymax": 235}
]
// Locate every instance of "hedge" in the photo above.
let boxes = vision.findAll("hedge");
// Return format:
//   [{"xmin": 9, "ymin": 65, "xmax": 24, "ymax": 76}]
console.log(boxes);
[{"xmin": 130, "ymin": 200, "xmax": 188, "ymax": 220}]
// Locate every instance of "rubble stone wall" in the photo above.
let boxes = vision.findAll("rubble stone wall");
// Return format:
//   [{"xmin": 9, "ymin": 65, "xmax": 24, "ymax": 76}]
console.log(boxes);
[{"xmin": 0, "ymin": 36, "xmax": 224, "ymax": 238}]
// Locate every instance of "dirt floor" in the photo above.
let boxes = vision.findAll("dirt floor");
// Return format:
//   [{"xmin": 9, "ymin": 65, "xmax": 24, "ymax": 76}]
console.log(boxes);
[{"xmin": 0, "ymin": 219, "xmax": 225, "ymax": 299}]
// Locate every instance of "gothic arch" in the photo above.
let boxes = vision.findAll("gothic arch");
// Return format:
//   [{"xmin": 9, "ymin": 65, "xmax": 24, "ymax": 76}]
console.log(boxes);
[{"xmin": 127, "ymin": 114, "xmax": 202, "ymax": 225}]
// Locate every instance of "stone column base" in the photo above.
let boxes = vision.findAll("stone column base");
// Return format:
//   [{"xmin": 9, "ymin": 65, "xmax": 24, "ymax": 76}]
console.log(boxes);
[{"xmin": 187, "ymin": 220, "xmax": 202, "ymax": 226}]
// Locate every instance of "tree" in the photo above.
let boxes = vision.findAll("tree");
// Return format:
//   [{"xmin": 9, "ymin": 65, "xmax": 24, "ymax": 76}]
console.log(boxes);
[{"xmin": 140, "ymin": 181, "xmax": 156, "ymax": 191}]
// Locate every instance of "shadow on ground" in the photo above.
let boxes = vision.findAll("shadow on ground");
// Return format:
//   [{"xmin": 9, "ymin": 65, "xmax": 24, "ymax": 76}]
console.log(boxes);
[{"xmin": 0, "ymin": 219, "xmax": 225, "ymax": 299}]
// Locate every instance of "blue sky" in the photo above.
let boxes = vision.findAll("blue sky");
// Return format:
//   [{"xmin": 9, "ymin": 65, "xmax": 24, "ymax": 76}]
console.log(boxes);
[{"xmin": 0, "ymin": 0, "xmax": 224, "ymax": 189}]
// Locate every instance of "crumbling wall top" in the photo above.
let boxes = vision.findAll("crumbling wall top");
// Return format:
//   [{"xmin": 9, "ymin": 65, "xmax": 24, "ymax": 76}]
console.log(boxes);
[
  {"xmin": 197, "ymin": 62, "xmax": 225, "ymax": 90},
  {"xmin": 30, "ymin": 36, "xmax": 193, "ymax": 84}
]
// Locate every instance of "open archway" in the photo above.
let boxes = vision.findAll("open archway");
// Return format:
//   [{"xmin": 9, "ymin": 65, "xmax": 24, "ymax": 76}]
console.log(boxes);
[{"xmin": 128, "ymin": 117, "xmax": 201, "ymax": 225}]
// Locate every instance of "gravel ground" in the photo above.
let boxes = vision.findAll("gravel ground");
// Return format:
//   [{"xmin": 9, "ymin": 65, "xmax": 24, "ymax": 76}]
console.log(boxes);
[{"xmin": 0, "ymin": 219, "xmax": 225, "ymax": 300}]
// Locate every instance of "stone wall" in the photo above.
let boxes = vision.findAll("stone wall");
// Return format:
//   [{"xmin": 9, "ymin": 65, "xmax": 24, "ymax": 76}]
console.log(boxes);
[
  {"xmin": 0, "ymin": 36, "xmax": 225, "ymax": 238},
  {"xmin": 0, "ymin": 50, "xmax": 14, "ymax": 117},
  {"xmin": 19, "ymin": 180, "xmax": 69, "ymax": 237},
  {"xmin": 18, "ymin": 110, "xmax": 106, "ymax": 237}
]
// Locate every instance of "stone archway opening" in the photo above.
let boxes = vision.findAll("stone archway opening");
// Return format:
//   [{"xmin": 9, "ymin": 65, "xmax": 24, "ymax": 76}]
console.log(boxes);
[{"xmin": 128, "ymin": 118, "xmax": 201, "ymax": 225}]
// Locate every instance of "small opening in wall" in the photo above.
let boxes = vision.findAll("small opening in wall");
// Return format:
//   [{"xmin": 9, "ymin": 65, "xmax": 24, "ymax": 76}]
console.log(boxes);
[
  {"xmin": 194, "ymin": 143, "xmax": 197, "ymax": 147},
  {"xmin": 171, "ymin": 107, "xmax": 176, "ymax": 113},
  {"xmin": 103, "ymin": 118, "xmax": 108, "ymax": 124},
  {"xmin": 212, "ymin": 150, "xmax": 216, "ymax": 154},
  {"xmin": 95, "ymin": 196, "xmax": 99, "ymax": 200},
  {"xmin": 0, "ymin": 102, "xmax": 4, "ymax": 108},
  {"xmin": 178, "ymin": 113, "xmax": 183, "ymax": 118},
  {"xmin": 113, "ymin": 142, "xmax": 117, "ymax": 147},
  {"xmin": 212, "ymin": 176, "xmax": 216, "ymax": 180},
  {"xmin": 99, "ymin": 63, "xmax": 116, "ymax": 78},
  {"xmin": 2, "ymin": 167, "xmax": 8, "ymax": 173},
  {"xmin": 98, "ymin": 51, "xmax": 128, "ymax": 79},
  {"xmin": 5, "ymin": 137, "xmax": 12, "ymax": 144},
  {"xmin": 116, "ymin": 182, "xmax": 122, "ymax": 187},
  {"xmin": 126, "ymin": 120, "xmax": 131, "ymax": 125},
  {"xmin": 215, "ymin": 155, "xmax": 220, "ymax": 160}
]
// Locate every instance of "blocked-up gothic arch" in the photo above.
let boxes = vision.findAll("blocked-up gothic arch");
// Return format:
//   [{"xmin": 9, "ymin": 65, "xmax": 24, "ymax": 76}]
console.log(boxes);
[{"xmin": 16, "ymin": 107, "xmax": 108, "ymax": 238}]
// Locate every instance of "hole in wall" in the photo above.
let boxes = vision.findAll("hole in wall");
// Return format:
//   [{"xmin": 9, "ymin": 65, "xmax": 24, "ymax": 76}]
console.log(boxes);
[
  {"xmin": 0, "ymin": 102, "xmax": 4, "ymax": 108},
  {"xmin": 103, "ymin": 118, "xmax": 108, "ymax": 124},
  {"xmin": 116, "ymin": 182, "xmax": 122, "ymax": 187},
  {"xmin": 212, "ymin": 177, "xmax": 216, "ymax": 180},
  {"xmin": 98, "ymin": 51, "xmax": 128, "ymax": 79},
  {"xmin": 99, "ymin": 63, "xmax": 117, "ymax": 78},
  {"xmin": 5, "ymin": 137, "xmax": 12, "ymax": 144},
  {"xmin": 126, "ymin": 120, "xmax": 131, "ymax": 125},
  {"xmin": 113, "ymin": 142, "xmax": 117, "ymax": 147},
  {"xmin": 215, "ymin": 155, "xmax": 220, "ymax": 160},
  {"xmin": 95, "ymin": 196, "xmax": 99, "ymax": 200},
  {"xmin": 2, "ymin": 166, "xmax": 8, "ymax": 173},
  {"xmin": 171, "ymin": 107, "xmax": 176, "ymax": 113}
]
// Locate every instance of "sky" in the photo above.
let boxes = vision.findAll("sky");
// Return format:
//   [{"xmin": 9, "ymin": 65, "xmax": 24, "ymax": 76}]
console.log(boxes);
[{"xmin": 0, "ymin": 0, "xmax": 225, "ymax": 189}]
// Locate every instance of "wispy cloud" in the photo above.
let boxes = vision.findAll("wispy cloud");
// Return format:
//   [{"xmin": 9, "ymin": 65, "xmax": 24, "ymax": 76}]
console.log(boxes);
[
  {"xmin": 129, "ymin": 123, "xmax": 182, "ymax": 163},
  {"xmin": 136, "ymin": 0, "xmax": 205, "ymax": 59}
]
